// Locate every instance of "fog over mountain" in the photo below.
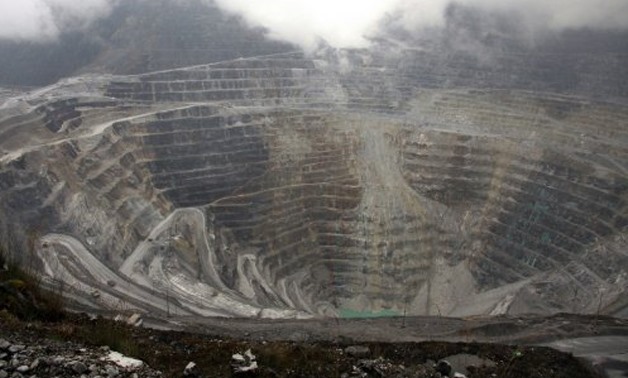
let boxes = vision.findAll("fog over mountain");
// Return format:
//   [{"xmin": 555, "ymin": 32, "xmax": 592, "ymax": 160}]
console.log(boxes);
[
  {"xmin": 1, "ymin": 0, "xmax": 627, "ymax": 49},
  {"xmin": 215, "ymin": 0, "xmax": 628, "ymax": 50},
  {"xmin": 0, "ymin": 0, "xmax": 116, "ymax": 41}
]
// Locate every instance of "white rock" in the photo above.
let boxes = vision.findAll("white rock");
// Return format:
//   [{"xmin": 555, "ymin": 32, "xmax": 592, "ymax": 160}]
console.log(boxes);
[
  {"xmin": 231, "ymin": 353, "xmax": 245, "ymax": 363},
  {"xmin": 235, "ymin": 361, "xmax": 258, "ymax": 373},
  {"xmin": 8, "ymin": 345, "xmax": 25, "ymax": 353},
  {"xmin": 232, "ymin": 349, "xmax": 258, "ymax": 374},
  {"xmin": 126, "ymin": 314, "xmax": 142, "ymax": 326},
  {"xmin": 183, "ymin": 361, "xmax": 197, "ymax": 376},
  {"xmin": 106, "ymin": 351, "xmax": 144, "ymax": 370},
  {"xmin": 244, "ymin": 349, "xmax": 256, "ymax": 361},
  {"xmin": 16, "ymin": 365, "xmax": 29, "ymax": 373}
]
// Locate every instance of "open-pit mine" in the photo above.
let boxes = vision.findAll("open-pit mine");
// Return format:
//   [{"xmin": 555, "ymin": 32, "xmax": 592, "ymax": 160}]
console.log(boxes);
[{"xmin": 0, "ymin": 1, "xmax": 627, "ymax": 322}]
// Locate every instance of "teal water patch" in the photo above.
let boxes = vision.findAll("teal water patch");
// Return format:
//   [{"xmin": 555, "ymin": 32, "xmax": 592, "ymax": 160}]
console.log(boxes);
[{"xmin": 339, "ymin": 308, "xmax": 399, "ymax": 318}]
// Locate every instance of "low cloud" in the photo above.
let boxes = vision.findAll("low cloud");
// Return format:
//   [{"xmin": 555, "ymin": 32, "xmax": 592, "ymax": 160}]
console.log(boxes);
[
  {"xmin": 0, "ymin": 0, "xmax": 116, "ymax": 41},
  {"xmin": 1, "ymin": 0, "xmax": 627, "ymax": 48},
  {"xmin": 213, "ymin": 0, "xmax": 398, "ymax": 51},
  {"xmin": 213, "ymin": 0, "xmax": 628, "ymax": 50}
]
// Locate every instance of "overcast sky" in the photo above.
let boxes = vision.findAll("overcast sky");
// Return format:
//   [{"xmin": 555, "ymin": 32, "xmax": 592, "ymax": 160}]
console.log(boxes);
[
  {"xmin": 1, "ymin": 0, "xmax": 627, "ymax": 49},
  {"xmin": 215, "ymin": 0, "xmax": 628, "ymax": 50}
]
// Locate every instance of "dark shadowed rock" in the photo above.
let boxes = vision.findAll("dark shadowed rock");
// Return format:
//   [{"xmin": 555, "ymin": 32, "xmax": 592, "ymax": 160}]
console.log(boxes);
[
  {"xmin": 345, "ymin": 345, "xmax": 371, "ymax": 358},
  {"xmin": 436, "ymin": 360, "xmax": 452, "ymax": 377}
]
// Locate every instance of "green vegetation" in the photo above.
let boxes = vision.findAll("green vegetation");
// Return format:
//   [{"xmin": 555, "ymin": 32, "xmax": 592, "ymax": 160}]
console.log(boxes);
[{"xmin": 339, "ymin": 308, "xmax": 399, "ymax": 318}]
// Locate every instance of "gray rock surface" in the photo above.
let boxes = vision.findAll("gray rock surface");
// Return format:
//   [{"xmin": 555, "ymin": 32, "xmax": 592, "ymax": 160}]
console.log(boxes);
[
  {"xmin": 0, "ymin": 335, "xmax": 161, "ymax": 378},
  {"xmin": 345, "ymin": 345, "xmax": 371, "ymax": 358}
]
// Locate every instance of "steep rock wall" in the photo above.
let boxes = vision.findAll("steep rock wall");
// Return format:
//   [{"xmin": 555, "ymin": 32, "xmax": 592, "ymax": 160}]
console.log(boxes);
[{"xmin": 0, "ymin": 43, "xmax": 626, "ymax": 318}]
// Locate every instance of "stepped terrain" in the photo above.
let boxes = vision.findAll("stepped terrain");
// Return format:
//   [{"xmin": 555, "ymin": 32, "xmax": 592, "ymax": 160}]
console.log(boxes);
[{"xmin": 0, "ymin": 1, "xmax": 627, "ymax": 322}]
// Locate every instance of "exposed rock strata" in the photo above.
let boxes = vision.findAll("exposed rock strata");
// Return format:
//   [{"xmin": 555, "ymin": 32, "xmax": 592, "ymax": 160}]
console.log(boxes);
[{"xmin": 0, "ymin": 44, "xmax": 626, "ymax": 319}]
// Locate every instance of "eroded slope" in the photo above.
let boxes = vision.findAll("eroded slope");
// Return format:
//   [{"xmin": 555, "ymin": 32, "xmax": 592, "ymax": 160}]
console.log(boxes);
[{"xmin": 0, "ymin": 49, "xmax": 627, "ymax": 319}]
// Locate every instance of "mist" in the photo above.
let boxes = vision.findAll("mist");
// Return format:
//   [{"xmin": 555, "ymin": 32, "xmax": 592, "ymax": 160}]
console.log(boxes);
[
  {"xmin": 212, "ymin": 0, "xmax": 396, "ymax": 50},
  {"xmin": 213, "ymin": 0, "xmax": 628, "ymax": 50},
  {"xmin": 0, "ymin": 0, "xmax": 116, "ymax": 41},
  {"xmin": 1, "ymin": 0, "xmax": 627, "ymax": 49}
]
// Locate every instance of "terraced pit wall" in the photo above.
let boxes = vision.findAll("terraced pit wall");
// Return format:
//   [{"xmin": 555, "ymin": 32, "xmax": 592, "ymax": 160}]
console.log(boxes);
[{"xmin": 0, "ymin": 44, "xmax": 627, "ymax": 319}]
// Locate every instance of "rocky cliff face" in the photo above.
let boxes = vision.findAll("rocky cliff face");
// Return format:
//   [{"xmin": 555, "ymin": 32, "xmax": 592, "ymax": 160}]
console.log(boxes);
[{"xmin": 0, "ymin": 2, "xmax": 626, "ymax": 319}]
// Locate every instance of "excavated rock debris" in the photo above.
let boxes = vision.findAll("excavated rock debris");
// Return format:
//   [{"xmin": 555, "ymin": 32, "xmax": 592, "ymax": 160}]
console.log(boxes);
[
  {"xmin": 0, "ymin": 313, "xmax": 610, "ymax": 377},
  {"xmin": 0, "ymin": 336, "xmax": 162, "ymax": 378}
]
